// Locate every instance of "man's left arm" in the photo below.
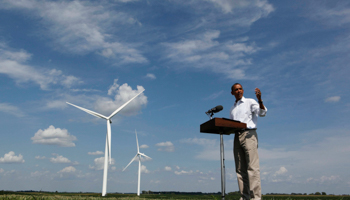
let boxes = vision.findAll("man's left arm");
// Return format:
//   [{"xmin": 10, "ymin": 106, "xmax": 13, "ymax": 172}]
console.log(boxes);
[
  {"xmin": 255, "ymin": 88, "xmax": 265, "ymax": 110},
  {"xmin": 255, "ymin": 88, "xmax": 267, "ymax": 116}
]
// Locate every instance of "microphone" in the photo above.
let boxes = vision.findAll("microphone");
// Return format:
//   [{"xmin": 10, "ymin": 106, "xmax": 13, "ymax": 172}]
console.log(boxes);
[{"xmin": 205, "ymin": 105, "xmax": 223, "ymax": 114}]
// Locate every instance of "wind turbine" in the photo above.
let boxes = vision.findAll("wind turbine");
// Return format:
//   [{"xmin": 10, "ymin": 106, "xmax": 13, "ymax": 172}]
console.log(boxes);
[
  {"xmin": 123, "ymin": 130, "xmax": 151, "ymax": 196},
  {"xmin": 66, "ymin": 89, "xmax": 145, "ymax": 196}
]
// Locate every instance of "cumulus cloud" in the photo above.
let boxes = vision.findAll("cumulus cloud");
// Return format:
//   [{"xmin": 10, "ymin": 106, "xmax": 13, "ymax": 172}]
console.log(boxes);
[
  {"xmin": 50, "ymin": 154, "xmax": 71, "ymax": 163},
  {"xmin": 307, "ymin": 175, "xmax": 340, "ymax": 184},
  {"xmin": 164, "ymin": 166, "xmax": 172, "ymax": 171},
  {"xmin": 0, "ymin": 0, "xmax": 147, "ymax": 64},
  {"xmin": 31, "ymin": 125, "xmax": 77, "ymax": 147},
  {"xmin": 0, "ymin": 45, "xmax": 82, "ymax": 90},
  {"xmin": 35, "ymin": 156, "xmax": 46, "ymax": 160},
  {"xmin": 56, "ymin": 166, "xmax": 85, "ymax": 179},
  {"xmin": 0, "ymin": 151, "xmax": 25, "ymax": 164},
  {"xmin": 88, "ymin": 151, "xmax": 104, "ymax": 155},
  {"xmin": 31, "ymin": 170, "xmax": 50, "ymax": 177},
  {"xmin": 0, "ymin": 103, "xmax": 25, "ymax": 117},
  {"xmin": 140, "ymin": 144, "xmax": 149, "ymax": 149},
  {"xmin": 145, "ymin": 73, "xmax": 156, "ymax": 80},
  {"xmin": 274, "ymin": 166, "xmax": 288, "ymax": 176},
  {"xmin": 89, "ymin": 157, "xmax": 115, "ymax": 171},
  {"xmin": 141, "ymin": 165, "xmax": 150, "ymax": 174},
  {"xmin": 94, "ymin": 80, "xmax": 147, "ymax": 116},
  {"xmin": 325, "ymin": 96, "xmax": 341, "ymax": 103},
  {"xmin": 175, "ymin": 170, "xmax": 193, "ymax": 175},
  {"xmin": 58, "ymin": 166, "xmax": 76, "ymax": 173},
  {"xmin": 155, "ymin": 141, "xmax": 175, "ymax": 152}
]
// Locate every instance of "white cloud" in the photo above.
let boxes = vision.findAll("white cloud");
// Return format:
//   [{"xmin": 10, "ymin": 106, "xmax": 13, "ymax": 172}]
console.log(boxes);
[
  {"xmin": 50, "ymin": 154, "xmax": 71, "ymax": 164},
  {"xmin": 56, "ymin": 166, "xmax": 85, "ymax": 179},
  {"xmin": 274, "ymin": 166, "xmax": 288, "ymax": 176},
  {"xmin": 155, "ymin": 141, "xmax": 175, "ymax": 152},
  {"xmin": 94, "ymin": 80, "xmax": 147, "ymax": 116},
  {"xmin": 31, "ymin": 125, "xmax": 77, "ymax": 147},
  {"xmin": 140, "ymin": 144, "xmax": 149, "ymax": 149},
  {"xmin": 0, "ymin": 168, "xmax": 4, "ymax": 173},
  {"xmin": 226, "ymin": 42, "xmax": 260, "ymax": 54},
  {"xmin": 325, "ymin": 96, "xmax": 340, "ymax": 103},
  {"xmin": 307, "ymin": 175, "xmax": 340, "ymax": 184},
  {"xmin": 31, "ymin": 170, "xmax": 50, "ymax": 177},
  {"xmin": 207, "ymin": 0, "xmax": 274, "ymax": 17},
  {"xmin": 0, "ymin": 151, "xmax": 25, "ymax": 164},
  {"xmin": 175, "ymin": 170, "xmax": 193, "ymax": 175},
  {"xmin": 163, "ymin": 30, "xmax": 220, "ymax": 56},
  {"xmin": 58, "ymin": 166, "xmax": 76, "ymax": 173},
  {"xmin": 306, "ymin": 1, "xmax": 350, "ymax": 26},
  {"xmin": 145, "ymin": 73, "xmax": 156, "ymax": 80},
  {"xmin": 0, "ymin": 103, "xmax": 25, "ymax": 117},
  {"xmin": 108, "ymin": 79, "xmax": 120, "ymax": 96},
  {"xmin": 35, "ymin": 156, "xmax": 46, "ymax": 160},
  {"xmin": 88, "ymin": 151, "xmax": 104, "ymax": 155},
  {"xmin": 162, "ymin": 31, "xmax": 260, "ymax": 80},
  {"xmin": 164, "ymin": 166, "xmax": 172, "ymax": 171},
  {"xmin": 89, "ymin": 157, "xmax": 115, "ymax": 171},
  {"xmin": 0, "ymin": 45, "xmax": 82, "ymax": 90},
  {"xmin": 0, "ymin": 1, "xmax": 147, "ymax": 64},
  {"xmin": 141, "ymin": 165, "xmax": 150, "ymax": 174}
]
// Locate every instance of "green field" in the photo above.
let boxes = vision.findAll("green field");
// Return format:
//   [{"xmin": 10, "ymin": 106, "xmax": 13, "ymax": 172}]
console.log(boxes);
[{"xmin": 0, "ymin": 191, "xmax": 350, "ymax": 200}]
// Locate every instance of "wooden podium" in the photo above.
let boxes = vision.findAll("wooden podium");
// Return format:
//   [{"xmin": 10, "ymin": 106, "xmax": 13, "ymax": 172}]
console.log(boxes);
[
  {"xmin": 200, "ymin": 118, "xmax": 247, "ymax": 200},
  {"xmin": 200, "ymin": 118, "xmax": 247, "ymax": 135}
]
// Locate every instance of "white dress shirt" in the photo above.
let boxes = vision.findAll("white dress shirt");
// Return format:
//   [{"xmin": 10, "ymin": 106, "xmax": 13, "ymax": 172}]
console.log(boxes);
[{"xmin": 229, "ymin": 96, "xmax": 267, "ymax": 129}]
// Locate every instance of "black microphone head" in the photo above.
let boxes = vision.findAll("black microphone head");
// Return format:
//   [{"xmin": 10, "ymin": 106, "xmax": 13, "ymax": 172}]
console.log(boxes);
[{"xmin": 213, "ymin": 105, "xmax": 223, "ymax": 113}]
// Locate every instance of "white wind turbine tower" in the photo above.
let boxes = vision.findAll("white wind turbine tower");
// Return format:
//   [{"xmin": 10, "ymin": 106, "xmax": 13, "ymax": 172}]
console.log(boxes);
[
  {"xmin": 123, "ymin": 130, "xmax": 151, "ymax": 196},
  {"xmin": 66, "ymin": 89, "xmax": 145, "ymax": 196}
]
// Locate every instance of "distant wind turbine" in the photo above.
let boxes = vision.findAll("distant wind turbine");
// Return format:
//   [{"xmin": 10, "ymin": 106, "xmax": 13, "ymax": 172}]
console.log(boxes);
[
  {"xmin": 123, "ymin": 130, "xmax": 151, "ymax": 196},
  {"xmin": 66, "ymin": 89, "xmax": 145, "ymax": 196}
]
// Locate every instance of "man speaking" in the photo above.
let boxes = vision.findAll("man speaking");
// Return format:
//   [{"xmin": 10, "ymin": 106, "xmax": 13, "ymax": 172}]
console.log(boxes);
[{"xmin": 230, "ymin": 83, "xmax": 267, "ymax": 200}]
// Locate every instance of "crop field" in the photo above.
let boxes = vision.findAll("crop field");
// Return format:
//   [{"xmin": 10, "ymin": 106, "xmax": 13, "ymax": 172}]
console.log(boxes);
[{"xmin": 0, "ymin": 192, "xmax": 350, "ymax": 200}]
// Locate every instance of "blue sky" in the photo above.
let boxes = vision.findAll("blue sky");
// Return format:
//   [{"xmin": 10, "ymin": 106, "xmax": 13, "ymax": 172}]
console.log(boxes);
[{"xmin": 0, "ymin": 0, "xmax": 349, "ymax": 195}]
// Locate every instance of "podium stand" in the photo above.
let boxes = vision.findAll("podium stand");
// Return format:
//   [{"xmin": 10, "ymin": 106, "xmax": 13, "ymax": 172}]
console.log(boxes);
[{"xmin": 200, "ymin": 118, "xmax": 246, "ymax": 200}]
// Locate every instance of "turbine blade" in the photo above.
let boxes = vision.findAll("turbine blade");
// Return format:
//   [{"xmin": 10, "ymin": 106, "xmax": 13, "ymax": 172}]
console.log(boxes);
[
  {"xmin": 123, "ymin": 154, "xmax": 138, "ymax": 171},
  {"xmin": 107, "ymin": 121, "xmax": 112, "ymax": 164},
  {"xmin": 66, "ymin": 102, "xmax": 108, "ymax": 119},
  {"xmin": 135, "ymin": 130, "xmax": 139, "ymax": 153},
  {"xmin": 108, "ymin": 89, "xmax": 145, "ymax": 119},
  {"xmin": 140, "ymin": 153, "xmax": 151, "ymax": 160}
]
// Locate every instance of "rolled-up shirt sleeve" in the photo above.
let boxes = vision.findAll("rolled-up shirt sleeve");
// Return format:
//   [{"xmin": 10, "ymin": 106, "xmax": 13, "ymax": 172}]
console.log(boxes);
[
  {"xmin": 258, "ymin": 107, "xmax": 267, "ymax": 117},
  {"xmin": 251, "ymin": 100, "xmax": 267, "ymax": 117}
]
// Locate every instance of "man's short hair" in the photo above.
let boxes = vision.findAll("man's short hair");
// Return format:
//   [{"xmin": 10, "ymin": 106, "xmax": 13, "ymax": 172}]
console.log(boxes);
[{"xmin": 231, "ymin": 83, "xmax": 242, "ymax": 91}]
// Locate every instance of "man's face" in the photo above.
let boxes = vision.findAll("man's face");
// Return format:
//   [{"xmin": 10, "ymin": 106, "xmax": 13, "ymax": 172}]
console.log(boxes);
[{"xmin": 231, "ymin": 84, "xmax": 244, "ymax": 100}]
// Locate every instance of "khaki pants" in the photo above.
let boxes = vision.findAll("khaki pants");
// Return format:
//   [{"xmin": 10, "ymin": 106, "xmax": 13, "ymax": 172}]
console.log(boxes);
[{"xmin": 234, "ymin": 130, "xmax": 261, "ymax": 200}]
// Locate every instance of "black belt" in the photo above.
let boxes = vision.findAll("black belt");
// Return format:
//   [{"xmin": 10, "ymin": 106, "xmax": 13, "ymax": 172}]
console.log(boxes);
[{"xmin": 236, "ymin": 128, "xmax": 256, "ymax": 134}]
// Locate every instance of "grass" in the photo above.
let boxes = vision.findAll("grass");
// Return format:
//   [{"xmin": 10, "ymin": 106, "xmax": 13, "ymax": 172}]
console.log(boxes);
[{"xmin": 0, "ymin": 192, "xmax": 349, "ymax": 200}]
